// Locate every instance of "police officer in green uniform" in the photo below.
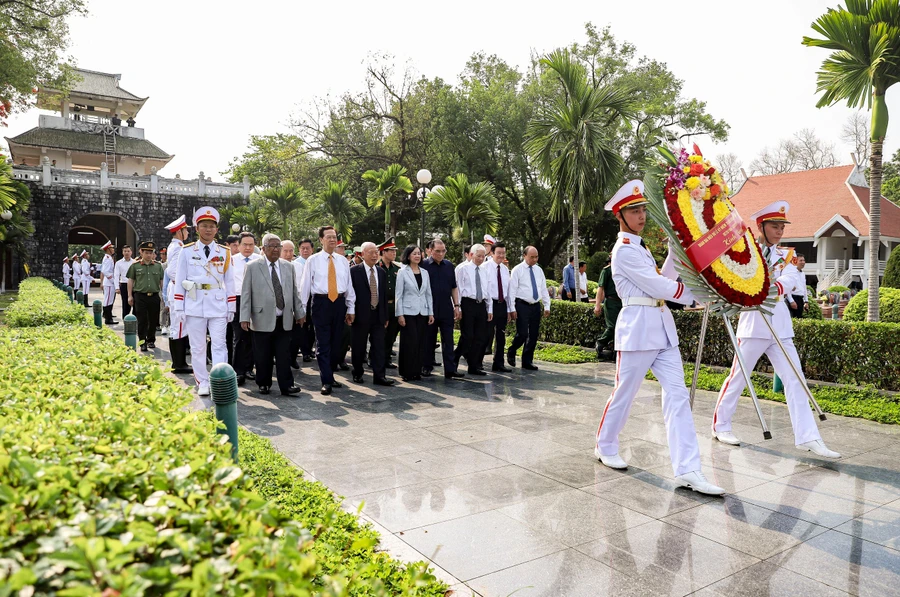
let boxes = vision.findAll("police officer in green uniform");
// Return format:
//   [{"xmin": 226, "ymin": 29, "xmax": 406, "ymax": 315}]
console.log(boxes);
[
  {"xmin": 378, "ymin": 237, "xmax": 401, "ymax": 368},
  {"xmin": 127, "ymin": 241, "xmax": 165, "ymax": 351},
  {"xmin": 593, "ymin": 257, "xmax": 621, "ymax": 361}
]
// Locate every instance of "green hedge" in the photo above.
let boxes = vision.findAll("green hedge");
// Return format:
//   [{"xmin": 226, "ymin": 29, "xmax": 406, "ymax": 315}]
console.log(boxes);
[
  {"xmin": 0, "ymin": 290, "xmax": 445, "ymax": 594},
  {"xmin": 844, "ymin": 288, "xmax": 900, "ymax": 323},
  {"xmin": 4, "ymin": 278, "xmax": 84, "ymax": 328},
  {"xmin": 828, "ymin": 285, "xmax": 850, "ymax": 293}
]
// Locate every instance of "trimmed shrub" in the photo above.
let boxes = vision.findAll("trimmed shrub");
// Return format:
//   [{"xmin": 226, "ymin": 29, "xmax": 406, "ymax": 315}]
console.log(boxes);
[
  {"xmin": 4, "ymin": 278, "xmax": 84, "ymax": 328},
  {"xmin": 586, "ymin": 251, "xmax": 610, "ymax": 281},
  {"xmin": 804, "ymin": 298, "xmax": 824, "ymax": 319},
  {"xmin": 884, "ymin": 244, "xmax": 900, "ymax": 288},
  {"xmin": 844, "ymin": 288, "xmax": 900, "ymax": 323},
  {"xmin": 828, "ymin": 285, "xmax": 850, "ymax": 293}
]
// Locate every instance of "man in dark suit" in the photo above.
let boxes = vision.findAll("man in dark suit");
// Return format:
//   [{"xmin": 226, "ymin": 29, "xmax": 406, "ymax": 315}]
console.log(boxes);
[
  {"xmin": 422, "ymin": 239, "xmax": 465, "ymax": 379},
  {"xmin": 349, "ymin": 242, "xmax": 395, "ymax": 386}
]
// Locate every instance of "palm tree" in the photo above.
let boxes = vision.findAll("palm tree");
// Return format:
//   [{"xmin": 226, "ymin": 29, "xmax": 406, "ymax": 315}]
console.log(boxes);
[
  {"xmin": 425, "ymin": 174, "xmax": 499, "ymax": 254},
  {"xmin": 803, "ymin": 1, "xmax": 900, "ymax": 322},
  {"xmin": 0, "ymin": 161, "xmax": 18, "ymax": 211},
  {"xmin": 230, "ymin": 197, "xmax": 272, "ymax": 240},
  {"xmin": 362, "ymin": 164, "xmax": 414, "ymax": 240},
  {"xmin": 524, "ymin": 49, "xmax": 633, "ymax": 302},
  {"xmin": 315, "ymin": 181, "xmax": 365, "ymax": 242},
  {"xmin": 259, "ymin": 182, "xmax": 306, "ymax": 238},
  {"xmin": 0, "ymin": 178, "xmax": 34, "ymax": 293}
]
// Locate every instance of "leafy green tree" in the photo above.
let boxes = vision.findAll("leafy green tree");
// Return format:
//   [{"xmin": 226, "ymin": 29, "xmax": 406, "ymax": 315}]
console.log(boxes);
[
  {"xmin": 0, "ymin": 160, "xmax": 19, "ymax": 211},
  {"xmin": 259, "ymin": 182, "xmax": 306, "ymax": 238},
  {"xmin": 525, "ymin": 49, "xmax": 633, "ymax": 302},
  {"xmin": 0, "ymin": 169, "xmax": 35, "ymax": 292},
  {"xmin": 883, "ymin": 244, "xmax": 900, "ymax": 288},
  {"xmin": 224, "ymin": 134, "xmax": 315, "ymax": 190},
  {"xmin": 424, "ymin": 174, "xmax": 499, "ymax": 252},
  {"xmin": 228, "ymin": 196, "xmax": 273, "ymax": 240},
  {"xmin": 362, "ymin": 164, "xmax": 413, "ymax": 239},
  {"xmin": 314, "ymin": 181, "xmax": 365, "ymax": 242},
  {"xmin": 803, "ymin": 0, "xmax": 900, "ymax": 321},
  {"xmin": 882, "ymin": 148, "xmax": 900, "ymax": 205}
]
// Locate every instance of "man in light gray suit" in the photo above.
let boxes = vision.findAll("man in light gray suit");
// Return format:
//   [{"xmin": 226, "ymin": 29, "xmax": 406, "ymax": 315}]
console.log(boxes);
[{"xmin": 240, "ymin": 233, "xmax": 305, "ymax": 396}]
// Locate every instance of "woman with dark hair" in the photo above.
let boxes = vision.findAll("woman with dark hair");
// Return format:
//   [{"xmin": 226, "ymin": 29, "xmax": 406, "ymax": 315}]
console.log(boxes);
[{"xmin": 395, "ymin": 245, "xmax": 434, "ymax": 381}]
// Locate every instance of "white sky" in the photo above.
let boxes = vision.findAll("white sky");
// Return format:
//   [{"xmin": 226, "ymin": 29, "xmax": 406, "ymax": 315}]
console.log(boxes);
[{"xmin": 3, "ymin": 0, "xmax": 898, "ymax": 182}]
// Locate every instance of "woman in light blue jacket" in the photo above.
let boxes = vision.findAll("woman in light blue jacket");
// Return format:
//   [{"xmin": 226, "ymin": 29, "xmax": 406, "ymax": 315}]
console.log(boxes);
[{"xmin": 395, "ymin": 245, "xmax": 434, "ymax": 381}]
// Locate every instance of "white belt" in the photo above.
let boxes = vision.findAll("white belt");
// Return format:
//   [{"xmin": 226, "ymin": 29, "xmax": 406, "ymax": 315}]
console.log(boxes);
[{"xmin": 624, "ymin": 297, "xmax": 666, "ymax": 308}]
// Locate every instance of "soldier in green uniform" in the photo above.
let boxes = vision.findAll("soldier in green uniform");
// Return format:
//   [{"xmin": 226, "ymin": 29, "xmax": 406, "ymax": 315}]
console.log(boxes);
[
  {"xmin": 127, "ymin": 241, "xmax": 165, "ymax": 351},
  {"xmin": 378, "ymin": 238, "xmax": 401, "ymax": 369},
  {"xmin": 593, "ymin": 257, "xmax": 621, "ymax": 361}
]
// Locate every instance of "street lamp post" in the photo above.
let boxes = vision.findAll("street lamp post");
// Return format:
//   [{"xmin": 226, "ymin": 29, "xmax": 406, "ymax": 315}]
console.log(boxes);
[{"xmin": 416, "ymin": 169, "xmax": 431, "ymax": 250}]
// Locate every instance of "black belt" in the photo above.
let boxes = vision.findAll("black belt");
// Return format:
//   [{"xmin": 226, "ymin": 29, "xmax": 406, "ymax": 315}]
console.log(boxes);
[
  {"xmin": 314, "ymin": 293, "xmax": 345, "ymax": 300},
  {"xmin": 515, "ymin": 298, "xmax": 540, "ymax": 306},
  {"xmin": 138, "ymin": 292, "xmax": 158, "ymax": 296},
  {"xmin": 462, "ymin": 297, "xmax": 486, "ymax": 304}
]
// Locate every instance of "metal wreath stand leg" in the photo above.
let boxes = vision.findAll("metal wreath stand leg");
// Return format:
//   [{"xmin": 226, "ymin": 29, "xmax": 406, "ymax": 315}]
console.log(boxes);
[{"xmin": 689, "ymin": 305, "xmax": 710, "ymax": 410}]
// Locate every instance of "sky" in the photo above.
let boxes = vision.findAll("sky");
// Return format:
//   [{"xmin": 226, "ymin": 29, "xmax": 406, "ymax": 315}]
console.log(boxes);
[{"xmin": 4, "ymin": 0, "xmax": 899, "ymax": 183}]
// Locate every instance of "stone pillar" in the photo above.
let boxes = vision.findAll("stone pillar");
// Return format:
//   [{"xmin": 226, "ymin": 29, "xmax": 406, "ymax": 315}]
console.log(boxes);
[
  {"xmin": 100, "ymin": 162, "xmax": 109, "ymax": 189},
  {"xmin": 150, "ymin": 166, "xmax": 158, "ymax": 194},
  {"xmin": 243, "ymin": 175, "xmax": 250, "ymax": 199},
  {"xmin": 42, "ymin": 156, "xmax": 51, "ymax": 186},
  {"xmin": 198, "ymin": 171, "xmax": 206, "ymax": 197}
]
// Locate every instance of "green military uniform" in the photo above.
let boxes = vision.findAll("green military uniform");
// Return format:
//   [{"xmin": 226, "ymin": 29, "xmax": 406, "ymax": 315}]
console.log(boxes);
[
  {"xmin": 378, "ymin": 238, "xmax": 401, "ymax": 366},
  {"xmin": 596, "ymin": 264, "xmax": 621, "ymax": 356},
  {"xmin": 127, "ymin": 241, "xmax": 165, "ymax": 349}
]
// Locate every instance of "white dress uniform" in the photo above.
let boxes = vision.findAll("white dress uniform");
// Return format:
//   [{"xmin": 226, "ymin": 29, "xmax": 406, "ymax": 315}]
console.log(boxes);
[
  {"xmin": 80, "ymin": 251, "xmax": 92, "ymax": 298},
  {"xmin": 62, "ymin": 259, "xmax": 71, "ymax": 287},
  {"xmin": 712, "ymin": 201, "xmax": 834, "ymax": 453},
  {"xmin": 165, "ymin": 216, "xmax": 189, "ymax": 340},
  {"xmin": 594, "ymin": 180, "xmax": 722, "ymax": 496},
  {"xmin": 173, "ymin": 207, "xmax": 235, "ymax": 393},
  {"xmin": 72, "ymin": 258, "xmax": 82, "ymax": 289},
  {"xmin": 101, "ymin": 242, "xmax": 116, "ymax": 308}
]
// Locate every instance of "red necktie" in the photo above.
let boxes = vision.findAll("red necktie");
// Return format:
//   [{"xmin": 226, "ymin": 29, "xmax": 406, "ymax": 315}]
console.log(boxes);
[{"xmin": 497, "ymin": 265, "xmax": 504, "ymax": 303}]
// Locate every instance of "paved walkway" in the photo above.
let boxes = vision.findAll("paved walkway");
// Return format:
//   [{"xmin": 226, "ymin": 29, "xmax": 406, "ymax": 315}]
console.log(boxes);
[{"xmin": 98, "ymin": 293, "xmax": 900, "ymax": 597}]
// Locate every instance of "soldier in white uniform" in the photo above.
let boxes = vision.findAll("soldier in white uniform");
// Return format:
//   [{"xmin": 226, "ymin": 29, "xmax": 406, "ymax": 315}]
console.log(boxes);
[
  {"xmin": 594, "ymin": 180, "xmax": 724, "ymax": 496},
  {"xmin": 100, "ymin": 240, "xmax": 119, "ymax": 325},
  {"xmin": 80, "ymin": 250, "xmax": 92, "ymax": 306},
  {"xmin": 165, "ymin": 215, "xmax": 193, "ymax": 374},
  {"xmin": 173, "ymin": 206, "xmax": 236, "ymax": 396},
  {"xmin": 62, "ymin": 257, "xmax": 71, "ymax": 287},
  {"xmin": 711, "ymin": 201, "xmax": 840, "ymax": 458},
  {"xmin": 71, "ymin": 254, "xmax": 82, "ymax": 293}
]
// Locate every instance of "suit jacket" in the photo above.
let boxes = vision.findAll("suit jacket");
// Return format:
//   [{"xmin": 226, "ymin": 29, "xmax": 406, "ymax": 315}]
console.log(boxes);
[
  {"xmin": 395, "ymin": 265, "xmax": 434, "ymax": 317},
  {"xmin": 240, "ymin": 257, "xmax": 304, "ymax": 332},
  {"xmin": 350, "ymin": 263, "xmax": 388, "ymax": 324}
]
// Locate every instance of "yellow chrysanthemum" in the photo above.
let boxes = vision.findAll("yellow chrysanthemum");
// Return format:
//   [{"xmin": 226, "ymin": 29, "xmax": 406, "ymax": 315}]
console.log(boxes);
[
  {"xmin": 689, "ymin": 155, "xmax": 703, "ymax": 163},
  {"xmin": 683, "ymin": 167, "xmax": 690, "ymax": 174},
  {"xmin": 685, "ymin": 178, "xmax": 701, "ymax": 191}
]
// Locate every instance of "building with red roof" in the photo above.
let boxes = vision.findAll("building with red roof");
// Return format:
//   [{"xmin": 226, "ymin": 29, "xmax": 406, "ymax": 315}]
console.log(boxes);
[{"xmin": 731, "ymin": 163, "xmax": 899, "ymax": 291}]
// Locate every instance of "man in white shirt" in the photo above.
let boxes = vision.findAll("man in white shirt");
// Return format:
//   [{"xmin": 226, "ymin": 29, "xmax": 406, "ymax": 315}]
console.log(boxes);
[
  {"xmin": 231, "ymin": 232, "xmax": 260, "ymax": 385},
  {"xmin": 578, "ymin": 261, "xmax": 589, "ymax": 301},
  {"xmin": 292, "ymin": 238, "xmax": 316, "ymax": 364},
  {"xmin": 507, "ymin": 246, "xmax": 551, "ymax": 370},
  {"xmin": 454, "ymin": 243, "xmax": 493, "ymax": 375},
  {"xmin": 298, "ymin": 225, "xmax": 356, "ymax": 395},
  {"xmin": 114, "ymin": 245, "xmax": 134, "ymax": 320},
  {"xmin": 62, "ymin": 257, "xmax": 71, "ymax": 287},
  {"xmin": 487, "ymin": 242, "xmax": 514, "ymax": 372}
]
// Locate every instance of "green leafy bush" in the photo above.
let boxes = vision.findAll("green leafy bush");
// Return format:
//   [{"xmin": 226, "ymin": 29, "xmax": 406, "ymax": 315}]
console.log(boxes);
[
  {"xmin": 828, "ymin": 285, "xmax": 850, "ymax": 293},
  {"xmin": 0, "ymin": 323, "xmax": 445, "ymax": 595},
  {"xmin": 804, "ymin": 298, "xmax": 824, "ymax": 319},
  {"xmin": 586, "ymin": 251, "xmax": 610, "ymax": 281},
  {"xmin": 884, "ymin": 245, "xmax": 900, "ymax": 288},
  {"xmin": 4, "ymin": 278, "xmax": 84, "ymax": 328},
  {"xmin": 844, "ymin": 288, "xmax": 900, "ymax": 323}
]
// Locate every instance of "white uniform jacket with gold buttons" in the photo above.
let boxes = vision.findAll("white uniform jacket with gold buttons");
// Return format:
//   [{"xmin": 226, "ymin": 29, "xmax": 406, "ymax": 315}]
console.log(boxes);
[
  {"xmin": 101, "ymin": 254, "xmax": 116, "ymax": 288},
  {"xmin": 172, "ymin": 241, "xmax": 236, "ymax": 318},
  {"xmin": 612, "ymin": 232, "xmax": 695, "ymax": 351},
  {"xmin": 736, "ymin": 245, "xmax": 803, "ymax": 340}
]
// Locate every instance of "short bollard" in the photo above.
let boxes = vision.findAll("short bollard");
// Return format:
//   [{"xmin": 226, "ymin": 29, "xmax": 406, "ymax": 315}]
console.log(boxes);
[
  {"xmin": 832, "ymin": 303, "xmax": 840, "ymax": 320},
  {"xmin": 123, "ymin": 314, "xmax": 138, "ymax": 350},
  {"xmin": 65, "ymin": 286, "xmax": 73, "ymax": 302},
  {"xmin": 773, "ymin": 374, "xmax": 783, "ymax": 394},
  {"xmin": 92, "ymin": 300, "xmax": 103, "ymax": 328},
  {"xmin": 210, "ymin": 363, "xmax": 239, "ymax": 463},
  {"xmin": 75, "ymin": 290, "xmax": 83, "ymax": 306}
]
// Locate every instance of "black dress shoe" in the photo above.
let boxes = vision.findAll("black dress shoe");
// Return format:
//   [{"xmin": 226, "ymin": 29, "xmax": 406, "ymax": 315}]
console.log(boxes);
[
  {"xmin": 445, "ymin": 371, "xmax": 465, "ymax": 379},
  {"xmin": 468, "ymin": 369, "xmax": 488, "ymax": 376},
  {"xmin": 492, "ymin": 366, "xmax": 513, "ymax": 373},
  {"xmin": 281, "ymin": 386, "xmax": 301, "ymax": 396},
  {"xmin": 140, "ymin": 344, "xmax": 149, "ymax": 352},
  {"xmin": 291, "ymin": 359, "xmax": 300, "ymax": 370},
  {"xmin": 353, "ymin": 375, "xmax": 364, "ymax": 383},
  {"xmin": 523, "ymin": 364, "xmax": 539, "ymax": 371},
  {"xmin": 246, "ymin": 371, "xmax": 255, "ymax": 380},
  {"xmin": 420, "ymin": 371, "xmax": 434, "ymax": 377},
  {"xmin": 374, "ymin": 378, "xmax": 395, "ymax": 386},
  {"xmin": 337, "ymin": 362, "xmax": 350, "ymax": 371},
  {"xmin": 171, "ymin": 367, "xmax": 193, "ymax": 374},
  {"xmin": 147, "ymin": 342, "xmax": 156, "ymax": 349},
  {"xmin": 386, "ymin": 362, "xmax": 397, "ymax": 369},
  {"xmin": 259, "ymin": 386, "xmax": 271, "ymax": 395},
  {"xmin": 237, "ymin": 374, "xmax": 246, "ymax": 386},
  {"xmin": 507, "ymin": 352, "xmax": 516, "ymax": 367},
  {"xmin": 432, "ymin": 361, "xmax": 442, "ymax": 367},
  {"xmin": 303, "ymin": 355, "xmax": 312, "ymax": 363},
  {"xmin": 331, "ymin": 381, "xmax": 343, "ymax": 388},
  {"xmin": 321, "ymin": 384, "xmax": 332, "ymax": 395}
]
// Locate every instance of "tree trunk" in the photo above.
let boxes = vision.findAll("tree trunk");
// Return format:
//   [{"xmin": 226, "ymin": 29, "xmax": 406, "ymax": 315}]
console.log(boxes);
[
  {"xmin": 572, "ymin": 213, "xmax": 581, "ymax": 302},
  {"xmin": 867, "ymin": 139, "xmax": 883, "ymax": 322},
  {"xmin": 385, "ymin": 201, "xmax": 392, "ymax": 241}
]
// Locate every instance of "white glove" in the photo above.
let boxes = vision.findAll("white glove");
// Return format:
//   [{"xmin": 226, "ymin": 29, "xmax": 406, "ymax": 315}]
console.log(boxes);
[{"xmin": 227, "ymin": 312, "xmax": 234, "ymax": 323}]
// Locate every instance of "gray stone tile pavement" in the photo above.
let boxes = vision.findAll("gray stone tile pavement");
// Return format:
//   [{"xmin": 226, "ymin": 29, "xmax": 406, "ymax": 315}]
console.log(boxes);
[{"xmin": 100, "ymin": 297, "xmax": 900, "ymax": 597}]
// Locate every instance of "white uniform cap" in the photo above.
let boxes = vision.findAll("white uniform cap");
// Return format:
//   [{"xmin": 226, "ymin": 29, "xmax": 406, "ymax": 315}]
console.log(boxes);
[
  {"xmin": 604, "ymin": 180, "xmax": 648, "ymax": 214},
  {"xmin": 101, "ymin": 241, "xmax": 113, "ymax": 251},
  {"xmin": 165, "ymin": 214, "xmax": 189, "ymax": 233},
  {"xmin": 751, "ymin": 201, "xmax": 791, "ymax": 226},
  {"xmin": 192, "ymin": 206, "xmax": 220, "ymax": 226}
]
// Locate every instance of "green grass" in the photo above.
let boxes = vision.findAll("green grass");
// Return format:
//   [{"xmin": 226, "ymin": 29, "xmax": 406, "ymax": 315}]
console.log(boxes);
[
  {"xmin": 450, "ymin": 329, "xmax": 597, "ymax": 364},
  {"xmin": 647, "ymin": 364, "xmax": 900, "ymax": 425}
]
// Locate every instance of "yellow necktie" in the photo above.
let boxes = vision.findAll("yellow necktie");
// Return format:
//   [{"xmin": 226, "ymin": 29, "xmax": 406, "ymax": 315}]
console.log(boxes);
[{"xmin": 327, "ymin": 255, "xmax": 338, "ymax": 301}]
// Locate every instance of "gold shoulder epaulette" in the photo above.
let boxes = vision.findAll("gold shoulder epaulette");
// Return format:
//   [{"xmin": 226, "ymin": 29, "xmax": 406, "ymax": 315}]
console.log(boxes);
[{"xmin": 183, "ymin": 242, "xmax": 195, "ymax": 248}]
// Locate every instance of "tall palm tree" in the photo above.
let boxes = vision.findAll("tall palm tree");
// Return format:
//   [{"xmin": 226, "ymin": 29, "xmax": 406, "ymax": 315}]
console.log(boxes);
[
  {"xmin": 424, "ymin": 174, "xmax": 500, "ymax": 254},
  {"xmin": 0, "ymin": 179, "xmax": 34, "ymax": 293},
  {"xmin": 230, "ymin": 196, "xmax": 272, "ymax": 240},
  {"xmin": 259, "ymin": 182, "xmax": 306, "ymax": 238},
  {"xmin": 524, "ymin": 49, "xmax": 633, "ymax": 302},
  {"xmin": 315, "ymin": 181, "xmax": 365, "ymax": 242},
  {"xmin": 362, "ymin": 164, "xmax": 414, "ymax": 239},
  {"xmin": 0, "ymin": 161, "xmax": 18, "ymax": 211},
  {"xmin": 803, "ymin": 0, "xmax": 900, "ymax": 321}
]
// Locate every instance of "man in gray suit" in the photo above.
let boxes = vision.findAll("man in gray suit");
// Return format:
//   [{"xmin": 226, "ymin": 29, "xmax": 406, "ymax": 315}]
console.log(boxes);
[{"xmin": 240, "ymin": 233, "xmax": 305, "ymax": 396}]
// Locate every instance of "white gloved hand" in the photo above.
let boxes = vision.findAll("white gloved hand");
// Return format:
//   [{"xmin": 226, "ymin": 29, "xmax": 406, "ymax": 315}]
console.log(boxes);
[{"xmin": 227, "ymin": 312, "xmax": 234, "ymax": 323}]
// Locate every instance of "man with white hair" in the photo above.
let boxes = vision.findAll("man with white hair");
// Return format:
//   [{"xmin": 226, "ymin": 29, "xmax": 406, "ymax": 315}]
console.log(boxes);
[
  {"xmin": 349, "ymin": 242, "xmax": 394, "ymax": 386},
  {"xmin": 455, "ymin": 243, "xmax": 493, "ymax": 375}
]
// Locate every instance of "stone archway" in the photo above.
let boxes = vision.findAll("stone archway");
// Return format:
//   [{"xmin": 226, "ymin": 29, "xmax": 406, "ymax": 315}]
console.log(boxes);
[{"xmin": 68, "ymin": 212, "xmax": 138, "ymax": 261}]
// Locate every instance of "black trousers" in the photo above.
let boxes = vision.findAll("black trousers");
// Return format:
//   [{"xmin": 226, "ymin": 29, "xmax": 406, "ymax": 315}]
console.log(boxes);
[
  {"xmin": 398, "ymin": 314, "xmax": 427, "ymax": 379},
  {"xmin": 789, "ymin": 294, "xmax": 806, "ymax": 319},
  {"xmin": 290, "ymin": 300, "xmax": 314, "ymax": 360},
  {"xmin": 425, "ymin": 316, "xmax": 456, "ymax": 374},
  {"xmin": 252, "ymin": 318, "xmax": 294, "ymax": 393},
  {"xmin": 134, "ymin": 292, "xmax": 160, "ymax": 344},
  {"xmin": 384, "ymin": 311, "xmax": 400, "ymax": 362},
  {"xmin": 120, "ymin": 283, "xmax": 131, "ymax": 319},
  {"xmin": 459, "ymin": 298, "xmax": 489, "ymax": 372},
  {"xmin": 311, "ymin": 294, "xmax": 347, "ymax": 385},
  {"xmin": 352, "ymin": 310, "xmax": 386, "ymax": 379},
  {"xmin": 491, "ymin": 299, "xmax": 508, "ymax": 368},
  {"xmin": 338, "ymin": 322, "xmax": 352, "ymax": 363},
  {"xmin": 231, "ymin": 296, "xmax": 254, "ymax": 375},
  {"xmin": 510, "ymin": 299, "xmax": 541, "ymax": 366}
]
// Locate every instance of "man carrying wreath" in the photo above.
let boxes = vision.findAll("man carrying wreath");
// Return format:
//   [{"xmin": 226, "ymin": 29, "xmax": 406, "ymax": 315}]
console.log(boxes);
[
  {"xmin": 594, "ymin": 180, "xmax": 724, "ymax": 496},
  {"xmin": 711, "ymin": 201, "xmax": 840, "ymax": 459}
]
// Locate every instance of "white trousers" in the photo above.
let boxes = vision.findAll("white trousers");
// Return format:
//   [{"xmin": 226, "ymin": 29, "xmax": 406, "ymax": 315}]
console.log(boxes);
[
  {"xmin": 102, "ymin": 284, "xmax": 116, "ymax": 307},
  {"xmin": 81, "ymin": 277, "xmax": 91, "ymax": 297},
  {"xmin": 185, "ymin": 315, "xmax": 227, "ymax": 387},
  {"xmin": 168, "ymin": 283, "xmax": 187, "ymax": 339},
  {"xmin": 596, "ymin": 346, "xmax": 702, "ymax": 477},
  {"xmin": 63, "ymin": 274, "xmax": 70, "ymax": 287},
  {"xmin": 712, "ymin": 337, "xmax": 820, "ymax": 445}
]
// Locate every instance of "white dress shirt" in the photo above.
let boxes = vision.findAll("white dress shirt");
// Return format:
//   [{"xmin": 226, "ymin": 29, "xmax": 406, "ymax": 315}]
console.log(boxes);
[
  {"xmin": 486, "ymin": 259, "xmax": 514, "ymax": 313},
  {"xmin": 114, "ymin": 258, "xmax": 134, "ymax": 285},
  {"xmin": 266, "ymin": 259, "xmax": 284, "ymax": 317},
  {"xmin": 297, "ymin": 249, "xmax": 356, "ymax": 314},
  {"xmin": 579, "ymin": 271, "xmax": 588, "ymax": 298},
  {"xmin": 456, "ymin": 261, "xmax": 493, "ymax": 314},
  {"xmin": 509, "ymin": 262, "xmax": 552, "ymax": 311},
  {"xmin": 231, "ymin": 253, "xmax": 260, "ymax": 296}
]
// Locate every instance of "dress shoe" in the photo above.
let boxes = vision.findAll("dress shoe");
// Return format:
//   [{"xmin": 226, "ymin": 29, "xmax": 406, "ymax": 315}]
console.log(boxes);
[
  {"xmin": 420, "ymin": 371, "xmax": 434, "ymax": 377},
  {"xmin": 374, "ymin": 378, "xmax": 395, "ymax": 386},
  {"xmin": 198, "ymin": 384, "xmax": 210, "ymax": 397},
  {"xmin": 281, "ymin": 386, "xmax": 302, "ymax": 396},
  {"xmin": 432, "ymin": 361, "xmax": 442, "ymax": 367},
  {"xmin": 522, "ymin": 364, "xmax": 539, "ymax": 371},
  {"xmin": 140, "ymin": 343, "xmax": 149, "ymax": 352},
  {"xmin": 303, "ymin": 355, "xmax": 312, "ymax": 363},
  {"xmin": 353, "ymin": 375, "xmax": 364, "ymax": 383},
  {"xmin": 445, "ymin": 371, "xmax": 465, "ymax": 379},
  {"xmin": 147, "ymin": 342, "xmax": 156, "ymax": 349},
  {"xmin": 321, "ymin": 384, "xmax": 332, "ymax": 395},
  {"xmin": 386, "ymin": 362, "xmax": 397, "ymax": 369},
  {"xmin": 258, "ymin": 386, "xmax": 270, "ymax": 395},
  {"xmin": 507, "ymin": 351, "xmax": 516, "ymax": 367},
  {"xmin": 713, "ymin": 430, "xmax": 741, "ymax": 446},
  {"xmin": 337, "ymin": 362, "xmax": 350, "ymax": 371},
  {"xmin": 237, "ymin": 374, "xmax": 246, "ymax": 386},
  {"xmin": 675, "ymin": 471, "xmax": 726, "ymax": 495},
  {"xmin": 171, "ymin": 367, "xmax": 193, "ymax": 374},
  {"xmin": 798, "ymin": 439, "xmax": 841, "ymax": 459},
  {"xmin": 594, "ymin": 447, "xmax": 628, "ymax": 469},
  {"xmin": 291, "ymin": 359, "xmax": 300, "ymax": 370},
  {"xmin": 492, "ymin": 365, "xmax": 513, "ymax": 373},
  {"xmin": 331, "ymin": 381, "xmax": 343, "ymax": 388},
  {"xmin": 246, "ymin": 371, "xmax": 255, "ymax": 380},
  {"xmin": 468, "ymin": 369, "xmax": 488, "ymax": 376},
  {"xmin": 391, "ymin": 350, "xmax": 397, "ymax": 356}
]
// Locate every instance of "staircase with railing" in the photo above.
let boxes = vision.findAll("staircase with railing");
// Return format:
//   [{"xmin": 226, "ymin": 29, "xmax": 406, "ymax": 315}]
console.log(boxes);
[{"xmin": 103, "ymin": 131, "xmax": 117, "ymax": 174}]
